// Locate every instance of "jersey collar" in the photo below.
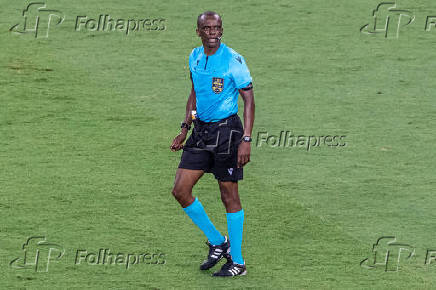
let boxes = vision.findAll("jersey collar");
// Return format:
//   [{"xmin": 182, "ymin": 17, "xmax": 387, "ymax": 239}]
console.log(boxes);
[{"xmin": 201, "ymin": 42, "xmax": 224, "ymax": 57}]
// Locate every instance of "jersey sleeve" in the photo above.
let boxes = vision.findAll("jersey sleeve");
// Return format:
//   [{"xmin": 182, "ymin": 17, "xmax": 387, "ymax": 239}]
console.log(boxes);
[
  {"xmin": 188, "ymin": 48, "xmax": 196, "ymax": 74},
  {"xmin": 229, "ymin": 54, "xmax": 252, "ymax": 89}
]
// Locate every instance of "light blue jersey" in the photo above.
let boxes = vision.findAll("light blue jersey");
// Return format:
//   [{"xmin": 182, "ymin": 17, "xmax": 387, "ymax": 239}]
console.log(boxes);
[{"xmin": 189, "ymin": 43, "xmax": 252, "ymax": 122}]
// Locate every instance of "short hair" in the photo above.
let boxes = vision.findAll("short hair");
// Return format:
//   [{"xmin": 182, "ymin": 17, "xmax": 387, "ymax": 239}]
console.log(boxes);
[{"xmin": 197, "ymin": 11, "xmax": 221, "ymax": 27}]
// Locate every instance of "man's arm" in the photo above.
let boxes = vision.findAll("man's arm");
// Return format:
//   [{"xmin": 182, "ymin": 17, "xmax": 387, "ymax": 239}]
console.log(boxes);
[
  {"xmin": 170, "ymin": 81, "xmax": 196, "ymax": 152},
  {"xmin": 183, "ymin": 84, "xmax": 196, "ymax": 127},
  {"xmin": 237, "ymin": 85, "xmax": 255, "ymax": 167}
]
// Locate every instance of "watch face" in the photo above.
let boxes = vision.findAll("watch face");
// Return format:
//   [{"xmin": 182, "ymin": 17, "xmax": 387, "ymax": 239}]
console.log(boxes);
[{"xmin": 243, "ymin": 136, "xmax": 252, "ymax": 142}]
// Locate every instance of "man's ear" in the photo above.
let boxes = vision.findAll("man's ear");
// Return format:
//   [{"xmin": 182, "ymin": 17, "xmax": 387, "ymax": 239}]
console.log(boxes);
[
  {"xmin": 196, "ymin": 28, "xmax": 200, "ymax": 37},
  {"xmin": 219, "ymin": 28, "xmax": 223, "ymax": 38}
]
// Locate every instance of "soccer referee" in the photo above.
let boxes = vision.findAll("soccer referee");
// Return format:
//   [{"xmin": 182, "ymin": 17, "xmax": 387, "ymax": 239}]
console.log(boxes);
[{"xmin": 170, "ymin": 11, "xmax": 254, "ymax": 277}]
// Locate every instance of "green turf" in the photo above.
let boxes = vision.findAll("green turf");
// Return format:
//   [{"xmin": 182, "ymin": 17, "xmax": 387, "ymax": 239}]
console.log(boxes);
[{"xmin": 2, "ymin": 0, "xmax": 436, "ymax": 288}]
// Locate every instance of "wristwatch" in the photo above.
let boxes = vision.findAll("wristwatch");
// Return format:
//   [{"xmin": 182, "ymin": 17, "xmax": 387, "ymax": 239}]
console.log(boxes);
[
  {"xmin": 181, "ymin": 122, "xmax": 191, "ymax": 131},
  {"xmin": 242, "ymin": 136, "xmax": 252, "ymax": 142}
]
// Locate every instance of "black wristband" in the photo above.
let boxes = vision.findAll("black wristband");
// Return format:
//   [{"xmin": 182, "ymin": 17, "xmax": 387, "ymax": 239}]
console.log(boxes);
[
  {"xmin": 181, "ymin": 122, "xmax": 191, "ymax": 130},
  {"xmin": 240, "ymin": 82, "xmax": 253, "ymax": 91}
]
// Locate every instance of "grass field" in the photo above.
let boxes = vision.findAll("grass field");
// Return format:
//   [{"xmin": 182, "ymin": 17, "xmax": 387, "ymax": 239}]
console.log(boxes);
[{"xmin": 2, "ymin": 0, "xmax": 436, "ymax": 289}]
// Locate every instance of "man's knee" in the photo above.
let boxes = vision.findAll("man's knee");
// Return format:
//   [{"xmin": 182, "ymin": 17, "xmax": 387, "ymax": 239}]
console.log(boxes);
[
  {"xmin": 221, "ymin": 193, "xmax": 238, "ymax": 206},
  {"xmin": 171, "ymin": 184, "xmax": 194, "ymax": 205},
  {"xmin": 219, "ymin": 184, "xmax": 239, "ymax": 205},
  {"xmin": 172, "ymin": 185, "xmax": 188, "ymax": 199}
]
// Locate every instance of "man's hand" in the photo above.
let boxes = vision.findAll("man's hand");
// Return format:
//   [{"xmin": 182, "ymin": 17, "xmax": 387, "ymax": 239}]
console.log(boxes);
[
  {"xmin": 170, "ymin": 131, "xmax": 187, "ymax": 152},
  {"xmin": 237, "ymin": 141, "xmax": 251, "ymax": 168}
]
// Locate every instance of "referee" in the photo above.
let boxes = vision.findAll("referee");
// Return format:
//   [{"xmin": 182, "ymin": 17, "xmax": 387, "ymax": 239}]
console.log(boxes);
[{"xmin": 170, "ymin": 11, "xmax": 255, "ymax": 277}]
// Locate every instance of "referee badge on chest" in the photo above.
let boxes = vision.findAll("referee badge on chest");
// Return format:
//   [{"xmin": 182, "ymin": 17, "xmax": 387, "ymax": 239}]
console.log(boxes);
[{"xmin": 212, "ymin": 77, "xmax": 224, "ymax": 94}]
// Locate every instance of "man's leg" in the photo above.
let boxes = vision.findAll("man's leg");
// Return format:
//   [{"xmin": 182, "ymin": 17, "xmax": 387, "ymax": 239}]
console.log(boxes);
[
  {"xmin": 218, "ymin": 181, "xmax": 245, "ymax": 266},
  {"xmin": 172, "ymin": 168, "xmax": 203, "ymax": 208},
  {"xmin": 172, "ymin": 168, "xmax": 225, "ymax": 246}
]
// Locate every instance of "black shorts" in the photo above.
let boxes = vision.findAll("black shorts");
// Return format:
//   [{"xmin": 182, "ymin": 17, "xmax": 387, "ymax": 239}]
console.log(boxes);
[{"xmin": 178, "ymin": 114, "xmax": 244, "ymax": 182}]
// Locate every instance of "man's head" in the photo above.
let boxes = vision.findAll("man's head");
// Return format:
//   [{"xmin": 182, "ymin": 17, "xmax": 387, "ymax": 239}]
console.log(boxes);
[{"xmin": 196, "ymin": 11, "xmax": 223, "ymax": 49}]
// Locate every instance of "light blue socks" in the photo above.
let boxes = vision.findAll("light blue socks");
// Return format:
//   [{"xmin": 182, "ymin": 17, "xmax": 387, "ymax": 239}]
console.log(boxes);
[
  {"xmin": 183, "ymin": 198, "xmax": 245, "ymax": 265},
  {"xmin": 183, "ymin": 197, "xmax": 225, "ymax": 246},
  {"xmin": 226, "ymin": 209, "xmax": 245, "ymax": 265}
]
